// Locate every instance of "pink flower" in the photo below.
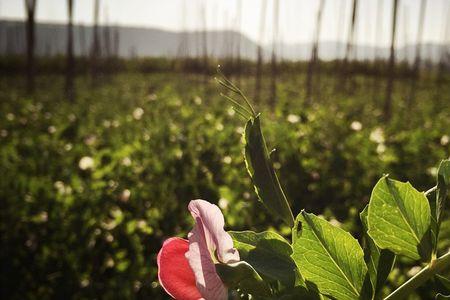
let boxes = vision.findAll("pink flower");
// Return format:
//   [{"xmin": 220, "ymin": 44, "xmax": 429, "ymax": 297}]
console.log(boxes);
[{"xmin": 157, "ymin": 200, "xmax": 240, "ymax": 300}]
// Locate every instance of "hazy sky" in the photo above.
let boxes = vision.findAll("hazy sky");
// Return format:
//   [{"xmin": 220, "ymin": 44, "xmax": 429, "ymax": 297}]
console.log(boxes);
[{"xmin": 1, "ymin": 0, "xmax": 449, "ymax": 47}]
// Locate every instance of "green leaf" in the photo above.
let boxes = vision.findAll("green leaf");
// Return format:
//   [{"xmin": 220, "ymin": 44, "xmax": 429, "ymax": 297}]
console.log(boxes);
[
  {"xmin": 367, "ymin": 176, "xmax": 431, "ymax": 261},
  {"xmin": 360, "ymin": 205, "xmax": 395, "ymax": 299},
  {"xmin": 215, "ymin": 261, "xmax": 271, "ymax": 297},
  {"xmin": 244, "ymin": 115, "xmax": 294, "ymax": 227},
  {"xmin": 291, "ymin": 211, "xmax": 368, "ymax": 300},
  {"xmin": 433, "ymin": 160, "xmax": 450, "ymax": 253},
  {"xmin": 229, "ymin": 230, "xmax": 299, "ymax": 288}
]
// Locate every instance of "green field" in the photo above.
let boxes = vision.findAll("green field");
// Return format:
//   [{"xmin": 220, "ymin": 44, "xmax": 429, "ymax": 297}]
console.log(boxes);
[{"xmin": 1, "ymin": 71, "xmax": 449, "ymax": 299}]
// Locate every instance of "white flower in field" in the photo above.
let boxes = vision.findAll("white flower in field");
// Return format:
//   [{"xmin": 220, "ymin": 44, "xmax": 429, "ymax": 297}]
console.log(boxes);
[
  {"xmin": 103, "ymin": 120, "xmax": 111, "ymax": 128},
  {"xmin": 133, "ymin": 107, "xmax": 144, "ymax": 120},
  {"xmin": 174, "ymin": 149, "xmax": 183, "ymax": 159},
  {"xmin": 105, "ymin": 232, "xmax": 114, "ymax": 242},
  {"xmin": 54, "ymin": 181, "xmax": 65, "ymax": 193},
  {"xmin": 441, "ymin": 135, "xmax": 449, "ymax": 146},
  {"xmin": 236, "ymin": 126, "xmax": 244, "ymax": 135},
  {"xmin": 112, "ymin": 120, "xmax": 120, "ymax": 128},
  {"xmin": 106, "ymin": 257, "xmax": 115, "ymax": 268},
  {"xmin": 64, "ymin": 143, "xmax": 73, "ymax": 151},
  {"xmin": 350, "ymin": 121, "xmax": 362, "ymax": 131},
  {"xmin": 80, "ymin": 279, "xmax": 90, "ymax": 288},
  {"xmin": 79, "ymin": 156, "xmax": 94, "ymax": 170},
  {"xmin": 143, "ymin": 133, "xmax": 150, "ymax": 141},
  {"xmin": 6, "ymin": 113, "xmax": 15, "ymax": 121},
  {"xmin": 287, "ymin": 114, "xmax": 300, "ymax": 124},
  {"xmin": 0, "ymin": 129, "xmax": 7, "ymax": 137},
  {"xmin": 223, "ymin": 156, "xmax": 232, "ymax": 164},
  {"xmin": 218, "ymin": 198, "xmax": 229, "ymax": 209},
  {"xmin": 122, "ymin": 157, "xmax": 132, "ymax": 166},
  {"xmin": 205, "ymin": 113, "xmax": 213, "ymax": 121},
  {"xmin": 427, "ymin": 167, "xmax": 438, "ymax": 177},
  {"xmin": 370, "ymin": 127, "xmax": 385, "ymax": 144},
  {"xmin": 137, "ymin": 219, "xmax": 148, "ymax": 229},
  {"xmin": 194, "ymin": 96, "xmax": 202, "ymax": 105},
  {"xmin": 48, "ymin": 126, "xmax": 56, "ymax": 134},
  {"xmin": 216, "ymin": 123, "xmax": 224, "ymax": 131},
  {"xmin": 376, "ymin": 144, "xmax": 386, "ymax": 154},
  {"xmin": 38, "ymin": 211, "xmax": 48, "ymax": 222}
]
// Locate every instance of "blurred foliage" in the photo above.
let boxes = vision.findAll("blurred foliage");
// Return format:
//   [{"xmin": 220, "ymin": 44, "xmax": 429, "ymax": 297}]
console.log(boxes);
[{"xmin": 0, "ymin": 71, "xmax": 449, "ymax": 299}]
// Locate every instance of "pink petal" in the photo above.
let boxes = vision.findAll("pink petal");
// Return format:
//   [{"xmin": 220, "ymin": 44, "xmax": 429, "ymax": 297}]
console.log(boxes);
[
  {"xmin": 157, "ymin": 237, "xmax": 203, "ymax": 300},
  {"xmin": 188, "ymin": 199, "xmax": 240, "ymax": 264},
  {"xmin": 186, "ymin": 222, "xmax": 228, "ymax": 300}
]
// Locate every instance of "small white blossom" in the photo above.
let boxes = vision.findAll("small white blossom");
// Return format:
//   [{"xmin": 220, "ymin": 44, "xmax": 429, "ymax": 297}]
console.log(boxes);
[
  {"xmin": 376, "ymin": 144, "xmax": 386, "ymax": 154},
  {"xmin": 122, "ymin": 157, "xmax": 132, "ymax": 166},
  {"xmin": 119, "ymin": 189, "xmax": 131, "ymax": 202},
  {"xmin": 287, "ymin": 114, "xmax": 300, "ymax": 124},
  {"xmin": 441, "ymin": 135, "xmax": 449, "ymax": 146},
  {"xmin": 194, "ymin": 96, "xmax": 202, "ymax": 105},
  {"xmin": 79, "ymin": 156, "xmax": 94, "ymax": 170},
  {"xmin": 218, "ymin": 198, "xmax": 229, "ymax": 209},
  {"xmin": 350, "ymin": 121, "xmax": 362, "ymax": 131},
  {"xmin": 370, "ymin": 128, "xmax": 385, "ymax": 144},
  {"xmin": 223, "ymin": 156, "xmax": 232, "ymax": 164},
  {"xmin": 133, "ymin": 107, "xmax": 144, "ymax": 120}
]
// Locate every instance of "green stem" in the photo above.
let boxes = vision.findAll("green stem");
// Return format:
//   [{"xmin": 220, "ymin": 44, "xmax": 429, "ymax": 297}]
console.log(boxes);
[
  {"xmin": 424, "ymin": 186, "xmax": 437, "ymax": 196},
  {"xmin": 384, "ymin": 251, "xmax": 450, "ymax": 300}
]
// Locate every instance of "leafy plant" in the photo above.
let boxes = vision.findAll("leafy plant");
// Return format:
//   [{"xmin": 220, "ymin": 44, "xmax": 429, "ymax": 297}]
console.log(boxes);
[{"xmin": 217, "ymin": 72, "xmax": 450, "ymax": 300}]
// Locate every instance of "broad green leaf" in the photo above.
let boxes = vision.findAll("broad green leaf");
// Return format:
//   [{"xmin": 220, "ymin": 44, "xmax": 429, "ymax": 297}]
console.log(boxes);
[
  {"xmin": 360, "ymin": 205, "xmax": 395, "ymax": 299},
  {"xmin": 244, "ymin": 115, "xmax": 294, "ymax": 227},
  {"xmin": 432, "ymin": 160, "xmax": 450, "ymax": 253},
  {"xmin": 229, "ymin": 230, "xmax": 299, "ymax": 287},
  {"xmin": 291, "ymin": 211, "xmax": 368, "ymax": 300},
  {"xmin": 215, "ymin": 261, "xmax": 271, "ymax": 297},
  {"xmin": 367, "ymin": 176, "xmax": 431, "ymax": 261}
]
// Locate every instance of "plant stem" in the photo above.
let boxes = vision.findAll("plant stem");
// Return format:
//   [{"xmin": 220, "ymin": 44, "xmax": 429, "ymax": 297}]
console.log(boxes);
[
  {"xmin": 384, "ymin": 251, "xmax": 450, "ymax": 300},
  {"xmin": 424, "ymin": 186, "xmax": 437, "ymax": 196}
]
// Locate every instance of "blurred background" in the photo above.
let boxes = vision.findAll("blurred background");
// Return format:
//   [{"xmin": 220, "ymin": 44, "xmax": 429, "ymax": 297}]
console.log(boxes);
[{"xmin": 0, "ymin": 0, "xmax": 449, "ymax": 299}]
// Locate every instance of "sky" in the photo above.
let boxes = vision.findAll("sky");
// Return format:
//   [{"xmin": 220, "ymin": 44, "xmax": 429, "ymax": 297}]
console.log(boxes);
[{"xmin": 0, "ymin": 0, "xmax": 449, "ymax": 47}]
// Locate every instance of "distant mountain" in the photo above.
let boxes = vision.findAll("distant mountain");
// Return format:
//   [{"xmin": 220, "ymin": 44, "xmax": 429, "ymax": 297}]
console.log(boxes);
[{"xmin": 0, "ymin": 20, "xmax": 447, "ymax": 63}]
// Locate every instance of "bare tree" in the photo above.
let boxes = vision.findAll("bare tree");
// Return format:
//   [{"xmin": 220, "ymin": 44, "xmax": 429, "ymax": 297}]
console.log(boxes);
[
  {"xmin": 384, "ymin": 0, "xmax": 399, "ymax": 121},
  {"xmin": 342, "ymin": 0, "xmax": 358, "ymax": 85},
  {"xmin": 235, "ymin": 0, "xmax": 242, "ymax": 84},
  {"xmin": 91, "ymin": 0, "xmax": 100, "ymax": 83},
  {"xmin": 254, "ymin": 0, "xmax": 267, "ymax": 103},
  {"xmin": 306, "ymin": 0, "xmax": 325, "ymax": 103},
  {"xmin": 269, "ymin": 0, "xmax": 280, "ymax": 107},
  {"xmin": 25, "ymin": 0, "xmax": 37, "ymax": 94},
  {"xmin": 201, "ymin": 1, "xmax": 208, "ymax": 86},
  {"xmin": 413, "ymin": 0, "xmax": 427, "ymax": 75},
  {"xmin": 66, "ymin": 0, "xmax": 75, "ymax": 101}
]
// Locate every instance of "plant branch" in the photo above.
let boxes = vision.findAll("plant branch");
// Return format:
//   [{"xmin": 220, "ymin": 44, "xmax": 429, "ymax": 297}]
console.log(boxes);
[
  {"xmin": 424, "ymin": 186, "xmax": 437, "ymax": 196},
  {"xmin": 384, "ymin": 251, "xmax": 450, "ymax": 300}
]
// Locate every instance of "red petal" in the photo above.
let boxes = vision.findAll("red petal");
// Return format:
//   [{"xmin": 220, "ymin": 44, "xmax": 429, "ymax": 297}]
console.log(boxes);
[{"xmin": 157, "ymin": 237, "xmax": 203, "ymax": 300}]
